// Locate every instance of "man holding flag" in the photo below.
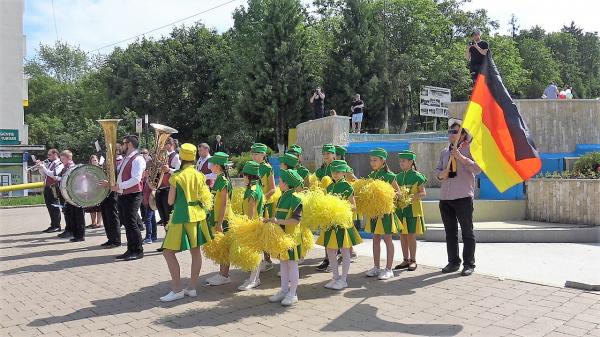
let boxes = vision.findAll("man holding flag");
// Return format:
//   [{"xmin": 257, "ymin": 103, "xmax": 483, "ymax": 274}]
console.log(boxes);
[{"xmin": 437, "ymin": 39, "xmax": 541, "ymax": 277}]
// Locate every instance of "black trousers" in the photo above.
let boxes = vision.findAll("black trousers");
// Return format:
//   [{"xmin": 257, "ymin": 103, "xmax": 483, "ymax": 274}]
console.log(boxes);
[
  {"xmin": 155, "ymin": 188, "xmax": 172, "ymax": 226},
  {"xmin": 101, "ymin": 191, "xmax": 121, "ymax": 244},
  {"xmin": 65, "ymin": 203, "xmax": 86, "ymax": 239},
  {"xmin": 118, "ymin": 192, "xmax": 143, "ymax": 253},
  {"xmin": 43, "ymin": 185, "xmax": 62, "ymax": 228},
  {"xmin": 439, "ymin": 197, "xmax": 476, "ymax": 268},
  {"xmin": 469, "ymin": 64, "xmax": 481, "ymax": 84}
]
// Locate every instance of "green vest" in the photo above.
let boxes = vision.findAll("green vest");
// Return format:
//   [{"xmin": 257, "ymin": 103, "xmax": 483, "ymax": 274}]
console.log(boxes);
[
  {"xmin": 367, "ymin": 168, "xmax": 396, "ymax": 184},
  {"xmin": 296, "ymin": 165, "xmax": 310, "ymax": 179},
  {"xmin": 274, "ymin": 189, "xmax": 302, "ymax": 220},
  {"xmin": 326, "ymin": 178, "xmax": 353, "ymax": 200},
  {"xmin": 315, "ymin": 163, "xmax": 332, "ymax": 180},
  {"xmin": 243, "ymin": 181, "xmax": 264, "ymax": 218}
]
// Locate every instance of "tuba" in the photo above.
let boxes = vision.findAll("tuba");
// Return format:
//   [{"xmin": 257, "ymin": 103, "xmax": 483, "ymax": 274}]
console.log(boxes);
[
  {"xmin": 97, "ymin": 119, "xmax": 121, "ymax": 188},
  {"xmin": 147, "ymin": 123, "xmax": 178, "ymax": 191}
]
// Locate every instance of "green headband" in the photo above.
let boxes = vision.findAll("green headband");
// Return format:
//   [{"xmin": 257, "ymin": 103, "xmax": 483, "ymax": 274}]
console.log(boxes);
[
  {"xmin": 208, "ymin": 152, "xmax": 230, "ymax": 166},
  {"xmin": 250, "ymin": 143, "xmax": 268, "ymax": 153},
  {"xmin": 279, "ymin": 153, "xmax": 299, "ymax": 168},
  {"xmin": 242, "ymin": 160, "xmax": 261, "ymax": 176},
  {"xmin": 335, "ymin": 145, "xmax": 347, "ymax": 157},
  {"xmin": 322, "ymin": 144, "xmax": 336, "ymax": 154},
  {"xmin": 398, "ymin": 150, "xmax": 416, "ymax": 161},
  {"xmin": 369, "ymin": 147, "xmax": 388, "ymax": 160},
  {"xmin": 280, "ymin": 169, "xmax": 304, "ymax": 188},
  {"xmin": 287, "ymin": 144, "xmax": 303, "ymax": 155},
  {"xmin": 330, "ymin": 159, "xmax": 351, "ymax": 173}
]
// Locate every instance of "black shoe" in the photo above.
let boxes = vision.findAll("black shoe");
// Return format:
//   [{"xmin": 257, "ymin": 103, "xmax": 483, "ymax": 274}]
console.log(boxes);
[
  {"xmin": 57, "ymin": 231, "xmax": 73, "ymax": 239},
  {"xmin": 442, "ymin": 263, "xmax": 461, "ymax": 273},
  {"xmin": 125, "ymin": 252, "xmax": 144, "ymax": 261},
  {"xmin": 43, "ymin": 226, "xmax": 61, "ymax": 233},
  {"xmin": 116, "ymin": 251, "xmax": 131, "ymax": 260},
  {"xmin": 70, "ymin": 237, "xmax": 85, "ymax": 242},
  {"xmin": 100, "ymin": 241, "xmax": 113, "ymax": 247},
  {"xmin": 393, "ymin": 260, "xmax": 410, "ymax": 270},
  {"xmin": 461, "ymin": 266, "xmax": 474, "ymax": 276},
  {"xmin": 156, "ymin": 247, "xmax": 164, "ymax": 252},
  {"xmin": 315, "ymin": 259, "xmax": 329, "ymax": 271}
]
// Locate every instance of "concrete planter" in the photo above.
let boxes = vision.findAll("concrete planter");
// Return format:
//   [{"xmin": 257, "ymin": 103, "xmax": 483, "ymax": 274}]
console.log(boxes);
[{"xmin": 526, "ymin": 178, "xmax": 600, "ymax": 225}]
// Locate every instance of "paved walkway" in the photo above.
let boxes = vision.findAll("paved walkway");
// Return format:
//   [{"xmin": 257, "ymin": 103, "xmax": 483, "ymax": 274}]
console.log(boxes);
[{"xmin": 1, "ymin": 206, "xmax": 599, "ymax": 337}]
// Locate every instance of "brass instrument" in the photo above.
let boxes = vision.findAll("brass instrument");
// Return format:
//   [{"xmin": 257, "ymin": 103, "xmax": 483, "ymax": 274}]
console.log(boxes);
[
  {"xmin": 147, "ymin": 123, "xmax": 178, "ymax": 191},
  {"xmin": 97, "ymin": 119, "xmax": 121, "ymax": 188}
]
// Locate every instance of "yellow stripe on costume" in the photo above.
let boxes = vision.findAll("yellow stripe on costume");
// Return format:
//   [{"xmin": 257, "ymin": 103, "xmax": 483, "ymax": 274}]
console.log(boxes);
[{"xmin": 463, "ymin": 101, "xmax": 523, "ymax": 192}]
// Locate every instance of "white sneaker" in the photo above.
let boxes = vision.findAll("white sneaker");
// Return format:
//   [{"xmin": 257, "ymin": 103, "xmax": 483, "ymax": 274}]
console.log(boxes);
[
  {"xmin": 205, "ymin": 274, "xmax": 218, "ymax": 284},
  {"xmin": 331, "ymin": 279, "xmax": 348, "ymax": 290},
  {"xmin": 366, "ymin": 267, "xmax": 381, "ymax": 277},
  {"xmin": 281, "ymin": 294, "xmax": 298, "ymax": 306},
  {"xmin": 260, "ymin": 261, "xmax": 274, "ymax": 272},
  {"xmin": 325, "ymin": 265, "xmax": 332, "ymax": 272},
  {"xmin": 207, "ymin": 274, "xmax": 231, "ymax": 286},
  {"xmin": 269, "ymin": 291, "xmax": 288, "ymax": 303},
  {"xmin": 337, "ymin": 254, "xmax": 343, "ymax": 264},
  {"xmin": 350, "ymin": 252, "xmax": 358, "ymax": 262},
  {"xmin": 324, "ymin": 279, "xmax": 338, "ymax": 289},
  {"xmin": 159, "ymin": 290, "xmax": 184, "ymax": 302},
  {"xmin": 183, "ymin": 288, "xmax": 197, "ymax": 297},
  {"xmin": 378, "ymin": 268, "xmax": 394, "ymax": 280},
  {"xmin": 238, "ymin": 279, "xmax": 261, "ymax": 291}
]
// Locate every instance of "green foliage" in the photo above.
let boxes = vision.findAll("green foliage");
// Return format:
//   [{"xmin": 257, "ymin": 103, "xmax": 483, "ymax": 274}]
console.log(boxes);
[
  {"xmin": 537, "ymin": 170, "xmax": 599, "ymax": 180},
  {"xmin": 231, "ymin": 152, "xmax": 253, "ymax": 173},
  {"xmin": 487, "ymin": 35, "xmax": 531, "ymax": 97},
  {"xmin": 573, "ymin": 152, "xmax": 600, "ymax": 174},
  {"xmin": 0, "ymin": 195, "xmax": 45, "ymax": 207}
]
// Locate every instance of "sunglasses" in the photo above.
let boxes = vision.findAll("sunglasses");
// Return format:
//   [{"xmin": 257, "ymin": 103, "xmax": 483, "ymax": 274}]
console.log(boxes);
[{"xmin": 448, "ymin": 130, "xmax": 460, "ymax": 135}]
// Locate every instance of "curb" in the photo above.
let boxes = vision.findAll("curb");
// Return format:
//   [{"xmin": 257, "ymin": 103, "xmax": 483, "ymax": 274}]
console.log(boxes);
[
  {"xmin": 0, "ymin": 204, "xmax": 45, "ymax": 209},
  {"xmin": 565, "ymin": 281, "xmax": 600, "ymax": 291}
]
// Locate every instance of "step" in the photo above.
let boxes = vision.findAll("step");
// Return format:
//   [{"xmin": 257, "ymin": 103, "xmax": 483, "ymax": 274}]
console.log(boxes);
[
  {"xmin": 421, "ymin": 221, "xmax": 600, "ymax": 243},
  {"xmin": 422, "ymin": 199, "xmax": 526, "ymax": 223}
]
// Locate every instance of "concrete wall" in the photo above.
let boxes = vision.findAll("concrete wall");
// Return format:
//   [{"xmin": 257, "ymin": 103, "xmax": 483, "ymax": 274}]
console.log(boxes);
[
  {"xmin": 526, "ymin": 179, "xmax": 600, "ymax": 225},
  {"xmin": 409, "ymin": 141, "xmax": 448, "ymax": 188},
  {"xmin": 0, "ymin": 0, "xmax": 28, "ymax": 144},
  {"xmin": 448, "ymin": 100, "xmax": 600, "ymax": 153},
  {"xmin": 296, "ymin": 116, "xmax": 350, "ymax": 165}
]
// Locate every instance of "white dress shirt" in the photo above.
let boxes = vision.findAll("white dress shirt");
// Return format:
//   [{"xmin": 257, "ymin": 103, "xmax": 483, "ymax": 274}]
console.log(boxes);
[
  {"xmin": 195, "ymin": 154, "xmax": 216, "ymax": 180},
  {"xmin": 116, "ymin": 150, "xmax": 146, "ymax": 193},
  {"xmin": 167, "ymin": 151, "xmax": 181, "ymax": 174},
  {"xmin": 39, "ymin": 159, "xmax": 63, "ymax": 179}
]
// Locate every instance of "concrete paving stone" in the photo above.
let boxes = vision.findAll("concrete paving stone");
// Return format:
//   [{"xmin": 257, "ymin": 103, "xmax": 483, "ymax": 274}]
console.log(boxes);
[
  {"xmin": 554, "ymin": 324, "xmax": 591, "ymax": 337},
  {"xmin": 586, "ymin": 328, "xmax": 600, "ymax": 336},
  {"xmin": 565, "ymin": 319, "xmax": 598, "ymax": 331}
]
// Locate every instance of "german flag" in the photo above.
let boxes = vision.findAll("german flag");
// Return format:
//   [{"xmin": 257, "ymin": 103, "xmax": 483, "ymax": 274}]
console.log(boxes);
[{"xmin": 463, "ymin": 53, "xmax": 541, "ymax": 192}]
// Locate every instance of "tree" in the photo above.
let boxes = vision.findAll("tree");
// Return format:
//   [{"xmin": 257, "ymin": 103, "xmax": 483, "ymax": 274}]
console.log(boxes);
[
  {"xmin": 518, "ymin": 38, "xmax": 561, "ymax": 98},
  {"xmin": 487, "ymin": 35, "xmax": 531, "ymax": 97},
  {"xmin": 508, "ymin": 14, "xmax": 519, "ymax": 38}
]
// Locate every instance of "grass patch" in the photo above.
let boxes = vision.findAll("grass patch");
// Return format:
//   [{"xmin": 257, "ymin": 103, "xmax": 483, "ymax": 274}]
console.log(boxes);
[{"xmin": 0, "ymin": 194, "xmax": 45, "ymax": 207}]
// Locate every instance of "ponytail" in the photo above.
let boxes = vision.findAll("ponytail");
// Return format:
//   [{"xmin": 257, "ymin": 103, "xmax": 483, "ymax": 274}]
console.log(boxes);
[
  {"xmin": 382, "ymin": 161, "xmax": 392, "ymax": 173},
  {"xmin": 412, "ymin": 161, "xmax": 418, "ymax": 171}
]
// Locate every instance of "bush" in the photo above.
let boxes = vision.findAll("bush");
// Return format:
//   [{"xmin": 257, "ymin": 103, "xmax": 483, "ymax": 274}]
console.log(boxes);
[
  {"xmin": 231, "ymin": 152, "xmax": 253, "ymax": 174},
  {"xmin": 573, "ymin": 152, "xmax": 600, "ymax": 174},
  {"xmin": 536, "ymin": 170, "xmax": 599, "ymax": 179}
]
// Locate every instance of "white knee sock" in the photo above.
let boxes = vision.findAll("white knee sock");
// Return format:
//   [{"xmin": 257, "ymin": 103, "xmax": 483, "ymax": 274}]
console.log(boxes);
[
  {"xmin": 326, "ymin": 249, "xmax": 339, "ymax": 280},
  {"xmin": 280, "ymin": 261, "xmax": 290, "ymax": 293},
  {"xmin": 288, "ymin": 261, "xmax": 299, "ymax": 297},
  {"xmin": 341, "ymin": 248, "xmax": 351, "ymax": 282}
]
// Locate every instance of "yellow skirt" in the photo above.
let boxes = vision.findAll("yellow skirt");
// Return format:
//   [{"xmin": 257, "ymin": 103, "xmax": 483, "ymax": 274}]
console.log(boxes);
[
  {"xmin": 162, "ymin": 220, "xmax": 213, "ymax": 252},
  {"xmin": 316, "ymin": 226, "xmax": 362, "ymax": 249},
  {"xmin": 364, "ymin": 213, "xmax": 404, "ymax": 235}
]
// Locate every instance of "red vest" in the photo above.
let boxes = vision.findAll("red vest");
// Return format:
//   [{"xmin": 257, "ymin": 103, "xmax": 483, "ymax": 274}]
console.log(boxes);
[
  {"xmin": 159, "ymin": 152, "xmax": 178, "ymax": 189},
  {"xmin": 45, "ymin": 160, "xmax": 59, "ymax": 186},
  {"xmin": 120, "ymin": 154, "xmax": 143, "ymax": 194},
  {"xmin": 199, "ymin": 158, "xmax": 214, "ymax": 188}
]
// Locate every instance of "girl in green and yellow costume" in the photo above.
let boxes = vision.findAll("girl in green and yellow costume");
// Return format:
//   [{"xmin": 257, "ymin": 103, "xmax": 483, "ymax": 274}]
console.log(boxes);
[
  {"xmin": 250, "ymin": 143, "xmax": 276, "ymax": 272},
  {"xmin": 160, "ymin": 143, "xmax": 214, "ymax": 302},
  {"xmin": 394, "ymin": 150, "xmax": 427, "ymax": 272},
  {"xmin": 264, "ymin": 169, "xmax": 305, "ymax": 306},
  {"xmin": 286, "ymin": 144, "xmax": 310, "ymax": 187},
  {"xmin": 365, "ymin": 147, "xmax": 402, "ymax": 281},
  {"xmin": 315, "ymin": 144, "xmax": 336, "ymax": 271},
  {"xmin": 205, "ymin": 152, "xmax": 234, "ymax": 286},
  {"xmin": 316, "ymin": 160, "xmax": 362, "ymax": 290},
  {"xmin": 336, "ymin": 144, "xmax": 361, "ymax": 261},
  {"xmin": 237, "ymin": 160, "xmax": 266, "ymax": 291}
]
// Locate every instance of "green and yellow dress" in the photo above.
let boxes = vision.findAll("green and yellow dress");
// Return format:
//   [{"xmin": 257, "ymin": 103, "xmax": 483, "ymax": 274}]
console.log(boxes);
[
  {"xmin": 162, "ymin": 165, "xmax": 214, "ymax": 251},
  {"xmin": 316, "ymin": 179, "xmax": 363, "ymax": 249},
  {"xmin": 315, "ymin": 163, "xmax": 333, "ymax": 190},
  {"xmin": 259, "ymin": 162, "xmax": 276, "ymax": 217},
  {"xmin": 395, "ymin": 169, "xmax": 427, "ymax": 235},
  {"xmin": 243, "ymin": 180, "xmax": 264, "ymax": 219},
  {"xmin": 208, "ymin": 174, "xmax": 233, "ymax": 232},
  {"xmin": 364, "ymin": 168, "xmax": 401, "ymax": 235},
  {"xmin": 296, "ymin": 164, "xmax": 310, "ymax": 181},
  {"xmin": 274, "ymin": 189, "xmax": 305, "ymax": 261}
]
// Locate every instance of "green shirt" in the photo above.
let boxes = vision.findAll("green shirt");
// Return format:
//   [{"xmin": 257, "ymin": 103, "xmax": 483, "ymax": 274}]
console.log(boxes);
[
  {"xmin": 367, "ymin": 168, "xmax": 396, "ymax": 184},
  {"xmin": 296, "ymin": 165, "xmax": 310, "ymax": 179},
  {"xmin": 396, "ymin": 169, "xmax": 427, "ymax": 189},
  {"xmin": 326, "ymin": 178, "xmax": 353, "ymax": 200},
  {"xmin": 243, "ymin": 181, "xmax": 264, "ymax": 218},
  {"xmin": 315, "ymin": 163, "xmax": 332, "ymax": 180}
]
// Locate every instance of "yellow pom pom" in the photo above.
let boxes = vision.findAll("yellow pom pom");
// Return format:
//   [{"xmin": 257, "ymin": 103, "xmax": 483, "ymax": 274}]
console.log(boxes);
[
  {"xmin": 395, "ymin": 185, "xmax": 413, "ymax": 209},
  {"xmin": 229, "ymin": 240, "xmax": 262, "ymax": 271},
  {"xmin": 231, "ymin": 186, "xmax": 245, "ymax": 215},
  {"xmin": 301, "ymin": 228, "xmax": 314, "ymax": 252},
  {"xmin": 271, "ymin": 187, "xmax": 282, "ymax": 203},
  {"xmin": 199, "ymin": 184, "xmax": 214, "ymax": 211},
  {"xmin": 320, "ymin": 176, "xmax": 333, "ymax": 190},
  {"xmin": 354, "ymin": 179, "xmax": 396, "ymax": 218},
  {"xmin": 300, "ymin": 189, "xmax": 353, "ymax": 230},
  {"xmin": 202, "ymin": 231, "xmax": 231, "ymax": 265},
  {"xmin": 228, "ymin": 214, "xmax": 296, "ymax": 256},
  {"xmin": 308, "ymin": 174, "xmax": 320, "ymax": 190}
]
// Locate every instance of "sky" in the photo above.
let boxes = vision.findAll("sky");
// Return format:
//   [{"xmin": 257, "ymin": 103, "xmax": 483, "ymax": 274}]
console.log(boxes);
[{"xmin": 23, "ymin": 0, "xmax": 600, "ymax": 60}]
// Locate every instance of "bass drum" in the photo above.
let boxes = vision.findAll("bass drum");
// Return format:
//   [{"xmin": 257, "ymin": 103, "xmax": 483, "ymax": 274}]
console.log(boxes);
[{"xmin": 60, "ymin": 164, "xmax": 109, "ymax": 207}]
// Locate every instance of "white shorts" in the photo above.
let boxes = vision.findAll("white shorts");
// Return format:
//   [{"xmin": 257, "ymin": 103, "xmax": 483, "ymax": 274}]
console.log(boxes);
[{"xmin": 352, "ymin": 113, "xmax": 363, "ymax": 123}]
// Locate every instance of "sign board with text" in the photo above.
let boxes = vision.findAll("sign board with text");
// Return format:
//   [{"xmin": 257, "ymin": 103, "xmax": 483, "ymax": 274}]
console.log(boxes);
[
  {"xmin": 419, "ymin": 86, "xmax": 451, "ymax": 118},
  {"xmin": 0, "ymin": 129, "xmax": 19, "ymax": 145}
]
